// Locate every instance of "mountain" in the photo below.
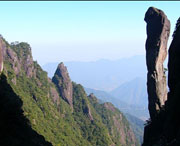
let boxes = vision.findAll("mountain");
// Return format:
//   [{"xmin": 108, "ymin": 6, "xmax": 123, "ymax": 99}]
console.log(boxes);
[
  {"xmin": 0, "ymin": 74, "xmax": 52, "ymax": 146},
  {"xmin": 125, "ymin": 113, "xmax": 144, "ymax": 145},
  {"xmin": 84, "ymin": 87, "xmax": 119, "ymax": 103},
  {"xmin": 88, "ymin": 94, "xmax": 139, "ymax": 146},
  {"xmin": 110, "ymin": 77, "xmax": 148, "ymax": 108},
  {"xmin": 143, "ymin": 7, "xmax": 180, "ymax": 146},
  {"xmin": 84, "ymin": 87, "xmax": 145, "ymax": 144},
  {"xmin": 0, "ymin": 36, "xmax": 138, "ymax": 146},
  {"xmin": 85, "ymin": 87, "xmax": 149, "ymax": 121},
  {"xmin": 42, "ymin": 55, "xmax": 147, "ymax": 91}
]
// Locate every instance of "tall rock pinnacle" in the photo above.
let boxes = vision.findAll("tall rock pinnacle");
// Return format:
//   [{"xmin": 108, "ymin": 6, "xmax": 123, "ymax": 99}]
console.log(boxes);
[
  {"xmin": 52, "ymin": 62, "xmax": 73, "ymax": 109},
  {"xmin": 144, "ymin": 7, "xmax": 170, "ymax": 120}
]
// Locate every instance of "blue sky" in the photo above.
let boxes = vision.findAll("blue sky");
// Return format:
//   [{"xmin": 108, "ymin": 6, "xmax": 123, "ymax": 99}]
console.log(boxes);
[{"xmin": 0, "ymin": 1, "xmax": 179, "ymax": 65}]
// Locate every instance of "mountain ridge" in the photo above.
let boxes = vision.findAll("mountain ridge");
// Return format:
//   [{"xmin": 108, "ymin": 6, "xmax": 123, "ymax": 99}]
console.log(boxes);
[{"xmin": 0, "ymin": 35, "xmax": 139, "ymax": 146}]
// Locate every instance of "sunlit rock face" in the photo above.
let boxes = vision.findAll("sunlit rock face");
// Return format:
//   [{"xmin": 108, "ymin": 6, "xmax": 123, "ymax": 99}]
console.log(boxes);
[
  {"xmin": 0, "ymin": 38, "xmax": 4, "ymax": 74},
  {"xmin": 143, "ymin": 8, "xmax": 180, "ymax": 146},
  {"xmin": 145, "ymin": 7, "xmax": 170, "ymax": 120},
  {"xmin": 52, "ymin": 62, "xmax": 73, "ymax": 109}
]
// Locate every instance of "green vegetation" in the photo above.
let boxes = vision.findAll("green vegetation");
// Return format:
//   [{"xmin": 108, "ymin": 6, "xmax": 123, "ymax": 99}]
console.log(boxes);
[
  {"xmin": 125, "ymin": 113, "xmax": 144, "ymax": 144},
  {"xmin": 0, "ymin": 37, "xmax": 138, "ymax": 146},
  {"xmin": 73, "ymin": 83, "xmax": 112, "ymax": 146},
  {"xmin": 89, "ymin": 97, "xmax": 139, "ymax": 146}
]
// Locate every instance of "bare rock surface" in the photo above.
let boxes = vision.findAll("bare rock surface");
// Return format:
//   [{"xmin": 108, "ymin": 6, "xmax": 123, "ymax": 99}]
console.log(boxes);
[
  {"xmin": 143, "ymin": 8, "xmax": 180, "ymax": 146},
  {"xmin": 145, "ymin": 7, "xmax": 170, "ymax": 120},
  {"xmin": 52, "ymin": 63, "xmax": 73, "ymax": 108},
  {"xmin": 0, "ymin": 38, "xmax": 3, "ymax": 73}
]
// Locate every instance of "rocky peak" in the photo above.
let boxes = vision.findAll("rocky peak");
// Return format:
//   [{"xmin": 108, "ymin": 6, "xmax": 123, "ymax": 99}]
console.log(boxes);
[
  {"xmin": 143, "ymin": 8, "xmax": 180, "ymax": 146},
  {"xmin": 10, "ymin": 42, "xmax": 34, "ymax": 78},
  {"xmin": 103, "ymin": 102, "xmax": 116, "ymax": 112},
  {"xmin": 88, "ymin": 93, "xmax": 98, "ymax": 103},
  {"xmin": 1, "ymin": 39, "xmax": 35, "ymax": 78},
  {"xmin": 52, "ymin": 62, "xmax": 73, "ymax": 109},
  {"xmin": 144, "ymin": 7, "xmax": 170, "ymax": 120}
]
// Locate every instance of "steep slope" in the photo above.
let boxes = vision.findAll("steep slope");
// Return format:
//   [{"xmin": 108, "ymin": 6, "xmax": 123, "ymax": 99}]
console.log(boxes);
[
  {"xmin": 110, "ymin": 77, "xmax": 148, "ymax": 107},
  {"xmin": 52, "ymin": 64, "xmax": 138, "ymax": 146},
  {"xmin": 0, "ymin": 36, "xmax": 89, "ymax": 146},
  {"xmin": 125, "ymin": 113, "xmax": 144, "ymax": 145},
  {"xmin": 72, "ymin": 84, "xmax": 112, "ymax": 146},
  {"xmin": 0, "ymin": 74, "xmax": 52, "ymax": 146},
  {"xmin": 88, "ymin": 94, "xmax": 138, "ymax": 146},
  {"xmin": 0, "ymin": 35, "xmax": 138, "ymax": 146},
  {"xmin": 85, "ymin": 87, "xmax": 149, "ymax": 120},
  {"xmin": 85, "ymin": 88, "xmax": 145, "ymax": 145}
]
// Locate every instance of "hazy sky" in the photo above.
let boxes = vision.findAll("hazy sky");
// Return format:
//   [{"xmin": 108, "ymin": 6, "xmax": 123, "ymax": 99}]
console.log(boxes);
[{"xmin": 0, "ymin": 2, "xmax": 179, "ymax": 66}]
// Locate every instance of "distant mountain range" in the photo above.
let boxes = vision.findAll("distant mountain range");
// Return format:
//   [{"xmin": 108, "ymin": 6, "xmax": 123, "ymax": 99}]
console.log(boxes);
[
  {"xmin": 110, "ymin": 77, "xmax": 148, "ymax": 108},
  {"xmin": 84, "ymin": 87, "xmax": 149, "ymax": 121},
  {"xmin": 42, "ymin": 55, "xmax": 147, "ymax": 91},
  {"xmin": 43, "ymin": 56, "xmax": 149, "ymax": 120},
  {"xmin": 42, "ymin": 48, "xmax": 149, "ymax": 146},
  {"xmin": 84, "ymin": 87, "xmax": 145, "ymax": 144}
]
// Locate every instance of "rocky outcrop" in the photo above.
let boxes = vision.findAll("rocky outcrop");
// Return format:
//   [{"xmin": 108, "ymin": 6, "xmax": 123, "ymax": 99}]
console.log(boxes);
[
  {"xmin": 145, "ymin": 7, "xmax": 170, "ymax": 120},
  {"xmin": 88, "ymin": 93, "xmax": 98, "ymax": 103},
  {"xmin": 50, "ymin": 87, "xmax": 60, "ymax": 105},
  {"xmin": 0, "ymin": 39, "xmax": 3, "ymax": 74},
  {"xmin": 0, "ymin": 37, "xmax": 7, "ymax": 74},
  {"xmin": 2, "ymin": 41, "xmax": 34, "ymax": 77},
  {"xmin": 143, "ymin": 9, "xmax": 180, "ymax": 146},
  {"xmin": 84, "ymin": 104, "xmax": 93, "ymax": 121},
  {"xmin": 52, "ymin": 63, "xmax": 73, "ymax": 109},
  {"xmin": 103, "ymin": 102, "xmax": 116, "ymax": 112}
]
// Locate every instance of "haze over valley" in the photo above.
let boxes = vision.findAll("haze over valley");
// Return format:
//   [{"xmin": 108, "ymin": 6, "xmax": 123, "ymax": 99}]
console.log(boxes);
[{"xmin": 1, "ymin": 2, "xmax": 180, "ymax": 146}]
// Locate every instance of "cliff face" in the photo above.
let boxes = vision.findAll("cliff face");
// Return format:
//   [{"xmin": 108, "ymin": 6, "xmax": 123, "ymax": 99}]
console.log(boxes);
[
  {"xmin": 0, "ymin": 37, "xmax": 4, "ymax": 73},
  {"xmin": 88, "ymin": 95, "xmax": 138, "ymax": 146},
  {"xmin": 144, "ymin": 7, "xmax": 170, "ymax": 120},
  {"xmin": 52, "ymin": 63, "xmax": 73, "ymax": 109},
  {"xmin": 143, "ymin": 8, "xmax": 180, "ymax": 146}
]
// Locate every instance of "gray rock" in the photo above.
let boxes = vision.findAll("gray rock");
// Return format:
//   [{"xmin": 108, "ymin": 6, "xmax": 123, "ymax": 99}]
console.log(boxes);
[
  {"xmin": 0, "ymin": 39, "xmax": 3, "ymax": 73},
  {"xmin": 52, "ymin": 62, "xmax": 73, "ymax": 109},
  {"xmin": 144, "ymin": 7, "xmax": 170, "ymax": 120}
]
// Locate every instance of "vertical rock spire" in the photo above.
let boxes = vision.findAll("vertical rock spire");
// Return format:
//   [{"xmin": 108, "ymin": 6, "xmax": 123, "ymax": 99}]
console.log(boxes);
[
  {"xmin": 144, "ymin": 7, "xmax": 170, "ymax": 120},
  {"xmin": 52, "ymin": 62, "xmax": 73, "ymax": 109}
]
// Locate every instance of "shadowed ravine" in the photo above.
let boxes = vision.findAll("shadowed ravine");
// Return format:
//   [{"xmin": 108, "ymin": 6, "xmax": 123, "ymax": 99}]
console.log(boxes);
[{"xmin": 0, "ymin": 74, "xmax": 52, "ymax": 146}]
